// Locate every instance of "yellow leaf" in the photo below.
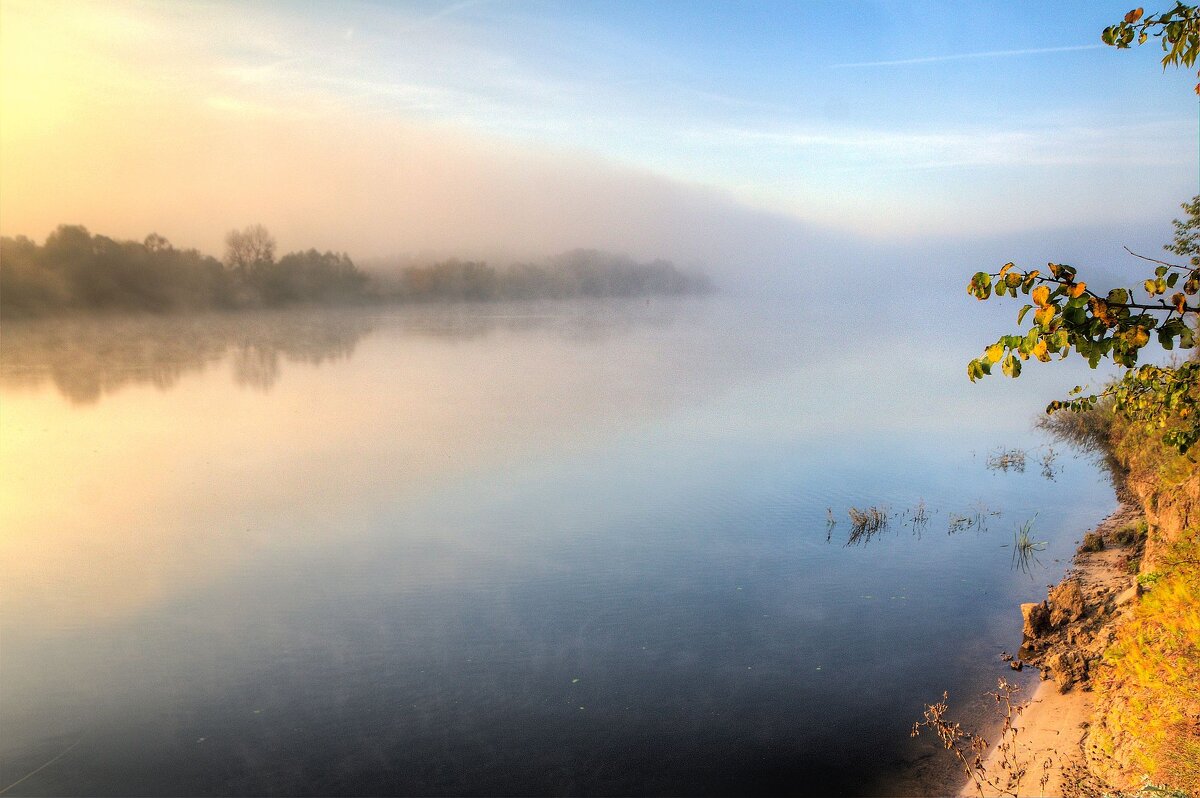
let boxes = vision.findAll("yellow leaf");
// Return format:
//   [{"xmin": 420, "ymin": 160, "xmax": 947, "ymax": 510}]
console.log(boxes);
[
  {"xmin": 1032, "ymin": 285, "xmax": 1050, "ymax": 307},
  {"xmin": 1069, "ymin": 282, "xmax": 1086, "ymax": 298},
  {"xmin": 1034, "ymin": 305, "xmax": 1054, "ymax": 326},
  {"xmin": 1173, "ymin": 293, "xmax": 1187, "ymax": 314},
  {"xmin": 999, "ymin": 262, "xmax": 1014, "ymax": 277},
  {"xmin": 985, "ymin": 344, "xmax": 1004, "ymax": 364},
  {"xmin": 1032, "ymin": 340, "xmax": 1050, "ymax": 362},
  {"xmin": 1130, "ymin": 327, "xmax": 1149, "ymax": 348}
]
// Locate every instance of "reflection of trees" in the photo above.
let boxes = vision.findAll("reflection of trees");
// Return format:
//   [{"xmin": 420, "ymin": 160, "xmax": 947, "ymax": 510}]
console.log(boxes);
[
  {"xmin": 377, "ymin": 300, "xmax": 679, "ymax": 345},
  {"xmin": 0, "ymin": 300, "xmax": 692, "ymax": 405},
  {"xmin": 225, "ymin": 314, "xmax": 370, "ymax": 391},
  {"xmin": 0, "ymin": 311, "xmax": 376, "ymax": 404},
  {"xmin": 232, "ymin": 345, "xmax": 281, "ymax": 391}
]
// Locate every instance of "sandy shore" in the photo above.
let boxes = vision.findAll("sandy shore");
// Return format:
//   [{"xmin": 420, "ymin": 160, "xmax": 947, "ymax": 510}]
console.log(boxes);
[
  {"xmin": 956, "ymin": 679, "xmax": 1091, "ymax": 797},
  {"xmin": 958, "ymin": 504, "xmax": 1141, "ymax": 798}
]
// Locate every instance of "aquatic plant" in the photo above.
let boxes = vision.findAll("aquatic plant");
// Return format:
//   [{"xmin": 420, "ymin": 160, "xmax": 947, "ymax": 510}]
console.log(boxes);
[
  {"xmin": 949, "ymin": 501, "xmax": 1001, "ymax": 535},
  {"xmin": 845, "ymin": 506, "xmax": 888, "ymax": 546},
  {"xmin": 1008, "ymin": 518, "xmax": 1047, "ymax": 577},
  {"xmin": 948, "ymin": 513, "xmax": 975, "ymax": 534},
  {"xmin": 907, "ymin": 499, "xmax": 929, "ymax": 531},
  {"xmin": 1039, "ymin": 446, "xmax": 1061, "ymax": 481},
  {"xmin": 987, "ymin": 448, "xmax": 1027, "ymax": 473}
]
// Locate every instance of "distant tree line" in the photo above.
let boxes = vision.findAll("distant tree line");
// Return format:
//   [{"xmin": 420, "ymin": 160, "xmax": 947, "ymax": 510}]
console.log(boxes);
[
  {"xmin": 382, "ymin": 249, "xmax": 712, "ymax": 302},
  {"xmin": 1, "ymin": 225, "xmax": 711, "ymax": 318},
  {"xmin": 0, "ymin": 224, "xmax": 366, "ymax": 317}
]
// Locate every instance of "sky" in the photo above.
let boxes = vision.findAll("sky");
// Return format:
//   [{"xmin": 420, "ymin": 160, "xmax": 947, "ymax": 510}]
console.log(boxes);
[{"xmin": 0, "ymin": 0, "xmax": 1196, "ymax": 270}]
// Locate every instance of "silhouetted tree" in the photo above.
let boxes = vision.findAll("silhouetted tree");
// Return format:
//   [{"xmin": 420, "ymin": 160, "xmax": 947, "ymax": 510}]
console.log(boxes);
[{"xmin": 223, "ymin": 224, "xmax": 276, "ymax": 272}]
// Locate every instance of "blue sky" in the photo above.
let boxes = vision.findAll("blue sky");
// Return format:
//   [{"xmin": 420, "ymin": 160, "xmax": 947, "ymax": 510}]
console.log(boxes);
[
  {"xmin": 279, "ymin": 1, "xmax": 1196, "ymax": 206},
  {"xmin": 1, "ymin": 0, "xmax": 1196, "ymax": 258}
]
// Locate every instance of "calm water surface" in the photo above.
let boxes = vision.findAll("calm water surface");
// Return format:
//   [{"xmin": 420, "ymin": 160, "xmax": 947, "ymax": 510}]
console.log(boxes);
[{"xmin": 0, "ymin": 299, "xmax": 1114, "ymax": 796}]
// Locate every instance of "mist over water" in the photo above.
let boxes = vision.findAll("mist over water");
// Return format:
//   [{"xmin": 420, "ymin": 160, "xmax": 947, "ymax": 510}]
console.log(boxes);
[
  {"xmin": 1, "ymin": 298, "xmax": 1115, "ymax": 796},
  {"xmin": 2, "ymin": 0, "xmax": 1194, "ymax": 792}
]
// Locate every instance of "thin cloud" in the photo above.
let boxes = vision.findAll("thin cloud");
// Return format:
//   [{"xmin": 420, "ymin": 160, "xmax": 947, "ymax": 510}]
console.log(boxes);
[
  {"xmin": 711, "ymin": 118, "xmax": 1191, "ymax": 171},
  {"xmin": 832, "ymin": 44, "xmax": 1103, "ymax": 68},
  {"xmin": 394, "ymin": 0, "xmax": 491, "ymax": 34}
]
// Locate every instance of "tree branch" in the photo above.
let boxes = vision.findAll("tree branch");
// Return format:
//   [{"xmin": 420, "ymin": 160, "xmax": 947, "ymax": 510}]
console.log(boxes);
[{"xmin": 1123, "ymin": 246, "xmax": 1188, "ymax": 271}]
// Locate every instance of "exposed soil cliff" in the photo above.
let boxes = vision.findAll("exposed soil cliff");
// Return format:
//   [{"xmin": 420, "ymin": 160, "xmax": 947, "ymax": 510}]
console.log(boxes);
[{"xmin": 966, "ymin": 425, "xmax": 1199, "ymax": 797}]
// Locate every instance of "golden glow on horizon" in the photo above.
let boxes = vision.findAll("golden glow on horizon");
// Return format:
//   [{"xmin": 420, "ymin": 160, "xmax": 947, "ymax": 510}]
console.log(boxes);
[
  {"xmin": 2, "ymin": 0, "xmax": 1181, "ymax": 264},
  {"xmin": 0, "ymin": 0, "xmax": 710, "ymax": 260}
]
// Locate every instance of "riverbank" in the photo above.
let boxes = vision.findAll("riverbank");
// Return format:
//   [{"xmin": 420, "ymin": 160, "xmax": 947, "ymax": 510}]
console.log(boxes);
[{"xmin": 959, "ymin": 500, "xmax": 1143, "ymax": 797}]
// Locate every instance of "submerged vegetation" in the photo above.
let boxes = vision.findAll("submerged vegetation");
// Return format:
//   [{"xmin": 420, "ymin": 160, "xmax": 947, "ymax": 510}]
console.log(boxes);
[
  {"xmin": 948, "ymin": 502, "xmax": 1000, "ymax": 536},
  {"xmin": 0, "ymin": 225, "xmax": 712, "ymax": 318},
  {"xmin": 1039, "ymin": 447, "xmax": 1062, "ymax": 481},
  {"xmin": 986, "ymin": 448, "xmax": 1027, "ymax": 473}
]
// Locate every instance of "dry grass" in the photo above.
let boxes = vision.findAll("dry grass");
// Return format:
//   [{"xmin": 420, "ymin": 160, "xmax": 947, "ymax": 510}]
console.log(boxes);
[
  {"xmin": 1093, "ymin": 540, "xmax": 1200, "ymax": 794},
  {"xmin": 1086, "ymin": 405, "xmax": 1200, "ymax": 795},
  {"xmin": 912, "ymin": 679, "xmax": 1052, "ymax": 798},
  {"xmin": 845, "ymin": 506, "xmax": 888, "ymax": 545}
]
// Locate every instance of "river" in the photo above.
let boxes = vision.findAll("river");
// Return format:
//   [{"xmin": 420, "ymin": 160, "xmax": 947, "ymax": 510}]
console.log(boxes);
[{"xmin": 0, "ymin": 298, "xmax": 1115, "ymax": 795}]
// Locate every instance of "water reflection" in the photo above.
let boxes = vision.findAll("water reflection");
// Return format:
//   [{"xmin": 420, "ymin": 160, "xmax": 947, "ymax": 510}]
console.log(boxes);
[
  {"xmin": 0, "ymin": 302, "xmax": 685, "ymax": 404},
  {"xmin": 0, "ymin": 312, "xmax": 372, "ymax": 402},
  {"xmin": 0, "ymin": 300, "xmax": 746, "ymax": 633}
]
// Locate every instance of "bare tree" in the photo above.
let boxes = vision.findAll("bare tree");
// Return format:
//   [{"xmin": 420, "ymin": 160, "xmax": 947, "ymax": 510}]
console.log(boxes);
[
  {"xmin": 223, "ymin": 224, "xmax": 275, "ymax": 272},
  {"xmin": 143, "ymin": 233, "xmax": 172, "ymax": 253}
]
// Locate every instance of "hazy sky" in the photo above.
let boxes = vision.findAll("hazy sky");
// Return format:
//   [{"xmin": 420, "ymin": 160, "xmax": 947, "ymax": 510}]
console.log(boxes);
[{"xmin": 0, "ymin": 0, "xmax": 1196, "ymax": 264}]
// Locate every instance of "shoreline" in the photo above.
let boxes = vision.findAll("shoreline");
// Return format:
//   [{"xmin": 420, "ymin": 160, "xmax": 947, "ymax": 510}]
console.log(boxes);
[{"xmin": 957, "ymin": 500, "xmax": 1143, "ymax": 797}]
